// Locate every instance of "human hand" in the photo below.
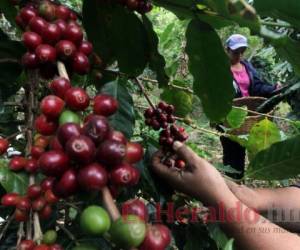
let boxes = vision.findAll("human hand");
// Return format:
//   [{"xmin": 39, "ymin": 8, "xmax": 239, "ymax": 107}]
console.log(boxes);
[{"xmin": 151, "ymin": 142, "xmax": 236, "ymax": 206}]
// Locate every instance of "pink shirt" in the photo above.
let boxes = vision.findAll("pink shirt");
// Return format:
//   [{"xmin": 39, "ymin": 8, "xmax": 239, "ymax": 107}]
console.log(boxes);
[{"xmin": 231, "ymin": 65, "xmax": 251, "ymax": 97}]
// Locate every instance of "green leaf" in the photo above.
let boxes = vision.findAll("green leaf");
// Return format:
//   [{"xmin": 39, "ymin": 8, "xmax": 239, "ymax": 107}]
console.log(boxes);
[
  {"xmin": 160, "ymin": 23, "xmax": 175, "ymax": 45},
  {"xmin": 254, "ymin": 0, "xmax": 300, "ymax": 29},
  {"xmin": 196, "ymin": 13, "xmax": 235, "ymax": 29},
  {"xmin": 109, "ymin": 7, "xmax": 148, "ymax": 76},
  {"xmin": 161, "ymin": 86, "xmax": 193, "ymax": 117},
  {"xmin": 226, "ymin": 106, "xmax": 247, "ymax": 129},
  {"xmin": 82, "ymin": 0, "xmax": 115, "ymax": 63},
  {"xmin": 247, "ymin": 135, "xmax": 300, "ymax": 180},
  {"xmin": 270, "ymin": 36, "xmax": 300, "ymax": 77},
  {"xmin": 0, "ymin": 159, "xmax": 29, "ymax": 195},
  {"xmin": 153, "ymin": 0, "xmax": 195, "ymax": 19},
  {"xmin": 83, "ymin": 1, "xmax": 148, "ymax": 76},
  {"xmin": 247, "ymin": 119, "xmax": 281, "ymax": 158},
  {"xmin": 224, "ymin": 239, "xmax": 235, "ymax": 250},
  {"xmin": 0, "ymin": 0, "xmax": 17, "ymax": 28},
  {"xmin": 0, "ymin": 40, "xmax": 25, "ymax": 102},
  {"xmin": 203, "ymin": 0, "xmax": 260, "ymax": 31},
  {"xmin": 0, "ymin": 28, "xmax": 9, "ymax": 40},
  {"xmin": 184, "ymin": 224, "xmax": 217, "ymax": 250},
  {"xmin": 142, "ymin": 15, "xmax": 169, "ymax": 86},
  {"xmin": 207, "ymin": 224, "xmax": 229, "ymax": 249},
  {"xmin": 100, "ymin": 78, "xmax": 135, "ymax": 139},
  {"xmin": 185, "ymin": 19, "xmax": 234, "ymax": 122},
  {"xmin": 138, "ymin": 144, "xmax": 173, "ymax": 203},
  {"xmin": 228, "ymin": 134, "xmax": 249, "ymax": 148},
  {"xmin": 203, "ymin": 0, "xmax": 230, "ymax": 15}
]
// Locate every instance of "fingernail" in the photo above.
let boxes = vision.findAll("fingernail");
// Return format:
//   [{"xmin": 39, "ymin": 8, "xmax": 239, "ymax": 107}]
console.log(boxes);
[{"xmin": 173, "ymin": 141, "xmax": 183, "ymax": 151}]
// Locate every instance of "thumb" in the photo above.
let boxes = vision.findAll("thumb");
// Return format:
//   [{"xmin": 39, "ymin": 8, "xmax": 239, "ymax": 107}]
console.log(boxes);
[{"xmin": 173, "ymin": 141, "xmax": 200, "ymax": 167}]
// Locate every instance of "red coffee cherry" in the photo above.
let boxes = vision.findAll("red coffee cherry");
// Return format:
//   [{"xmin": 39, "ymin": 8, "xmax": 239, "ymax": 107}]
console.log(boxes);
[
  {"xmin": 65, "ymin": 87, "xmax": 90, "ymax": 111},
  {"xmin": 93, "ymin": 94, "xmax": 118, "ymax": 117},
  {"xmin": 27, "ymin": 184, "xmax": 42, "ymax": 200},
  {"xmin": 122, "ymin": 199, "xmax": 148, "ymax": 221},
  {"xmin": 35, "ymin": 114, "xmax": 58, "ymax": 136},
  {"xmin": 29, "ymin": 17, "xmax": 47, "ymax": 35},
  {"xmin": 19, "ymin": 239, "xmax": 36, "ymax": 250},
  {"xmin": 9, "ymin": 156, "xmax": 27, "ymax": 171},
  {"xmin": 124, "ymin": 142, "xmax": 144, "ymax": 164},
  {"xmin": 39, "ymin": 204, "xmax": 53, "ymax": 219},
  {"xmin": 31, "ymin": 146, "xmax": 45, "ymax": 159},
  {"xmin": 1, "ymin": 193, "xmax": 20, "ymax": 207},
  {"xmin": 22, "ymin": 32, "xmax": 42, "ymax": 51},
  {"xmin": 40, "ymin": 95, "xmax": 65, "ymax": 118},
  {"xmin": 22, "ymin": 52, "xmax": 39, "ymax": 69},
  {"xmin": 0, "ymin": 138, "xmax": 9, "ymax": 155},
  {"xmin": 65, "ymin": 135, "xmax": 96, "ymax": 164},
  {"xmin": 20, "ymin": 7, "xmax": 37, "ymax": 25},
  {"xmin": 63, "ymin": 24, "xmax": 83, "ymax": 44},
  {"xmin": 49, "ymin": 77, "xmax": 71, "ymax": 99},
  {"xmin": 55, "ymin": 5, "xmax": 71, "ymax": 20},
  {"xmin": 55, "ymin": 19, "xmax": 67, "ymax": 33},
  {"xmin": 44, "ymin": 189, "xmax": 59, "ymax": 204},
  {"xmin": 35, "ymin": 44, "xmax": 57, "ymax": 64},
  {"xmin": 16, "ymin": 197, "xmax": 31, "ymax": 212},
  {"xmin": 25, "ymin": 158, "xmax": 39, "ymax": 173},
  {"xmin": 78, "ymin": 41, "xmax": 93, "ymax": 56},
  {"xmin": 32, "ymin": 197, "xmax": 46, "ymax": 212},
  {"xmin": 56, "ymin": 40, "xmax": 76, "ymax": 61},
  {"xmin": 110, "ymin": 164, "xmax": 138, "ymax": 186},
  {"xmin": 72, "ymin": 52, "xmax": 90, "ymax": 75},
  {"xmin": 42, "ymin": 23, "xmax": 62, "ymax": 44},
  {"xmin": 140, "ymin": 224, "xmax": 171, "ymax": 250},
  {"xmin": 77, "ymin": 163, "xmax": 108, "ymax": 191},
  {"xmin": 96, "ymin": 140, "xmax": 126, "ymax": 167},
  {"xmin": 41, "ymin": 177, "xmax": 55, "ymax": 191},
  {"xmin": 38, "ymin": 150, "xmax": 70, "ymax": 177},
  {"xmin": 15, "ymin": 208, "xmax": 29, "ymax": 222}
]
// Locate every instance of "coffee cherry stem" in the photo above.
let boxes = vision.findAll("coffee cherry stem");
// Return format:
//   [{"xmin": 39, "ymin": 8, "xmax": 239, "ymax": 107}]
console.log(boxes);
[
  {"xmin": 26, "ymin": 212, "xmax": 33, "ymax": 240},
  {"xmin": 132, "ymin": 78, "xmax": 156, "ymax": 110},
  {"xmin": 33, "ymin": 212, "xmax": 43, "ymax": 243},
  {"xmin": 57, "ymin": 61, "xmax": 70, "ymax": 80},
  {"xmin": 101, "ymin": 187, "xmax": 120, "ymax": 222},
  {"xmin": 16, "ymin": 222, "xmax": 25, "ymax": 247},
  {"xmin": 57, "ymin": 223, "xmax": 77, "ymax": 243},
  {"xmin": 100, "ymin": 188, "xmax": 140, "ymax": 250}
]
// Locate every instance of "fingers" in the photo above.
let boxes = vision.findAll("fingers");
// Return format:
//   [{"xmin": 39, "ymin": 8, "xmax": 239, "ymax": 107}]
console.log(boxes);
[
  {"xmin": 151, "ymin": 150, "xmax": 182, "ymax": 181},
  {"xmin": 172, "ymin": 141, "xmax": 199, "ymax": 167}
]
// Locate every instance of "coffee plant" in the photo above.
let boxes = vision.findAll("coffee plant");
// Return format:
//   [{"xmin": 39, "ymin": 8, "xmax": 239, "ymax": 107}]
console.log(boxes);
[{"xmin": 0, "ymin": 0, "xmax": 300, "ymax": 249}]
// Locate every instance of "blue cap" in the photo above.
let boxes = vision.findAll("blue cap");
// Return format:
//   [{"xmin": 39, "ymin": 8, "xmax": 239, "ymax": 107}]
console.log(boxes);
[{"xmin": 226, "ymin": 34, "xmax": 248, "ymax": 50}]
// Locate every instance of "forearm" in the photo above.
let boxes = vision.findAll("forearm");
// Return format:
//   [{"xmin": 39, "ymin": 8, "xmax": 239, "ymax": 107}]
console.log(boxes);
[
  {"xmin": 220, "ymin": 199, "xmax": 300, "ymax": 250},
  {"xmin": 225, "ymin": 180, "xmax": 300, "ymax": 233},
  {"xmin": 225, "ymin": 179, "xmax": 268, "ymax": 212}
]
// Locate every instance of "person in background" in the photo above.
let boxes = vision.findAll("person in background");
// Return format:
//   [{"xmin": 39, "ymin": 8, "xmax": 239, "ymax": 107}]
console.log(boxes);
[
  {"xmin": 221, "ymin": 34, "xmax": 281, "ymax": 179},
  {"xmin": 152, "ymin": 141, "xmax": 300, "ymax": 250}
]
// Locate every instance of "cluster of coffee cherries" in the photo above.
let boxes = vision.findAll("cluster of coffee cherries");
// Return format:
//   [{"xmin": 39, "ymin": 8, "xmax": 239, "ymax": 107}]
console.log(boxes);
[
  {"xmin": 120, "ymin": 199, "xmax": 171, "ymax": 250},
  {"xmin": 39, "ymin": 82, "xmax": 143, "ymax": 197},
  {"xmin": 1, "ymin": 76, "xmax": 144, "ymax": 218},
  {"xmin": 117, "ymin": 0, "xmax": 153, "ymax": 14},
  {"xmin": 16, "ymin": 0, "xmax": 93, "ymax": 77},
  {"xmin": 18, "ymin": 229, "xmax": 63, "ymax": 250},
  {"xmin": 1, "ymin": 180, "xmax": 58, "ymax": 222},
  {"xmin": 144, "ymin": 102, "xmax": 188, "ymax": 169}
]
